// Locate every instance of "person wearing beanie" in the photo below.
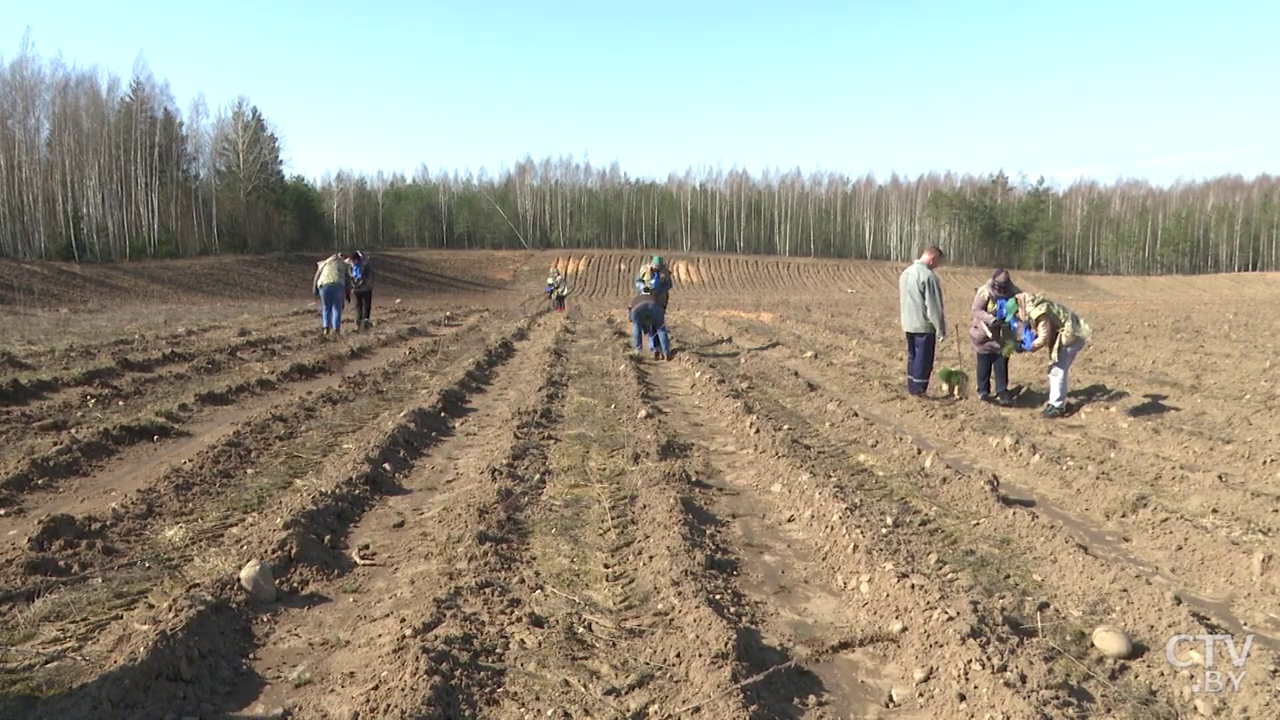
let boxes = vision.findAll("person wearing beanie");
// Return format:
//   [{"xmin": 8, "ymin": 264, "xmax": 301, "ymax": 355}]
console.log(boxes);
[{"xmin": 969, "ymin": 268, "xmax": 1020, "ymax": 405}]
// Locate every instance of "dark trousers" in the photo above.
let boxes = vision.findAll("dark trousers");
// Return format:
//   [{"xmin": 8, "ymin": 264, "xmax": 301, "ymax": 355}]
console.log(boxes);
[
  {"xmin": 976, "ymin": 351, "xmax": 1009, "ymax": 398},
  {"xmin": 905, "ymin": 332, "xmax": 936, "ymax": 395},
  {"xmin": 355, "ymin": 290, "xmax": 372, "ymax": 322}
]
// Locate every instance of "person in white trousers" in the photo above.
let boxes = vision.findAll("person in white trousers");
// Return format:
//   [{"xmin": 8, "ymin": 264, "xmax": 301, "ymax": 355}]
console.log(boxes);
[{"xmin": 1004, "ymin": 292, "xmax": 1092, "ymax": 418}]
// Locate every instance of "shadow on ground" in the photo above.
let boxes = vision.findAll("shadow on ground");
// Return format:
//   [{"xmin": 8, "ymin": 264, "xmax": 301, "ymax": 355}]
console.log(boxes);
[
  {"xmin": 735, "ymin": 626, "xmax": 828, "ymax": 720},
  {"xmin": 1127, "ymin": 393, "xmax": 1181, "ymax": 418}
]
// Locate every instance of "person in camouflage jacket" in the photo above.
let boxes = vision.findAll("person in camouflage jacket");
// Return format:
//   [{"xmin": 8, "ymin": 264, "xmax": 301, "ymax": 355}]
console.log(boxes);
[
  {"xmin": 1005, "ymin": 292, "xmax": 1092, "ymax": 418},
  {"xmin": 545, "ymin": 267, "xmax": 568, "ymax": 312}
]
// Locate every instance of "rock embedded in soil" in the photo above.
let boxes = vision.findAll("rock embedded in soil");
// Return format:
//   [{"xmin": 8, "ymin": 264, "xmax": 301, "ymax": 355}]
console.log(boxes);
[
  {"xmin": 1090, "ymin": 624, "xmax": 1134, "ymax": 659},
  {"xmin": 239, "ymin": 558, "xmax": 277, "ymax": 603}
]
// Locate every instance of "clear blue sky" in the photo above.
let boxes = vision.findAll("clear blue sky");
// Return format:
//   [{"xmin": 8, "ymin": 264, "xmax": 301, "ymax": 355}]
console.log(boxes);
[{"xmin": 5, "ymin": 0, "xmax": 1277, "ymax": 187}]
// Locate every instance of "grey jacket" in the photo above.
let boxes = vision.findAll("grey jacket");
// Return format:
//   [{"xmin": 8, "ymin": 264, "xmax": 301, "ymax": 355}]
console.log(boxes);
[{"xmin": 899, "ymin": 260, "xmax": 946, "ymax": 338}]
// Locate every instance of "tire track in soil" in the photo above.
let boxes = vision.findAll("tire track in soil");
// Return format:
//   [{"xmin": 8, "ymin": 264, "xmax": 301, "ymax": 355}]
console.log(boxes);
[
  {"xmin": 696, "ymin": 309, "xmax": 1280, "ymax": 645},
  {"xmin": 232, "ymin": 312, "xmax": 569, "ymax": 720},
  {"xmin": 674, "ymin": 319, "xmax": 1280, "ymax": 719},
  {"xmin": 0, "ymin": 309, "xmax": 481, "ymax": 522},
  {"xmin": 0, "ymin": 309, "xmax": 547, "ymax": 720},
  {"xmin": 484, "ymin": 318, "xmax": 757, "ymax": 720}
]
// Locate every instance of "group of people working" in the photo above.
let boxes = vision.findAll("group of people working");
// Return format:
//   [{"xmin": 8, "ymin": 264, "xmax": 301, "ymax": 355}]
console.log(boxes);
[
  {"xmin": 312, "ymin": 250, "xmax": 374, "ymax": 335},
  {"xmin": 319, "ymin": 247, "xmax": 1085, "ymax": 412},
  {"xmin": 542, "ymin": 256, "xmax": 674, "ymax": 360},
  {"xmin": 899, "ymin": 245, "xmax": 1091, "ymax": 418}
]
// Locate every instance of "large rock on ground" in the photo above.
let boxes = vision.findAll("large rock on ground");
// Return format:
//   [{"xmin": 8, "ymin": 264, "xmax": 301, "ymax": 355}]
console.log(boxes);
[
  {"xmin": 1091, "ymin": 624, "xmax": 1134, "ymax": 659},
  {"xmin": 239, "ymin": 559, "xmax": 277, "ymax": 604}
]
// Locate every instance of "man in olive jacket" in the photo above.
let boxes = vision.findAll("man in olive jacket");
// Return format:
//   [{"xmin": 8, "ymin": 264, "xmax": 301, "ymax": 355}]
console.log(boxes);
[{"xmin": 898, "ymin": 245, "xmax": 946, "ymax": 396}]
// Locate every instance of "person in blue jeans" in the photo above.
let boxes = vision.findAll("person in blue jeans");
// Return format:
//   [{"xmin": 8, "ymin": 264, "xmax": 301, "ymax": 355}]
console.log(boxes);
[
  {"xmin": 629, "ymin": 292, "xmax": 671, "ymax": 360},
  {"xmin": 634, "ymin": 256, "xmax": 674, "ymax": 353},
  {"xmin": 313, "ymin": 253, "xmax": 352, "ymax": 335}
]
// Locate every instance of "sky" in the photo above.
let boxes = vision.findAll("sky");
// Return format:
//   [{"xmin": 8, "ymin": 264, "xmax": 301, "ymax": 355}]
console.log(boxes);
[{"xmin": 3, "ymin": 0, "xmax": 1277, "ymax": 187}]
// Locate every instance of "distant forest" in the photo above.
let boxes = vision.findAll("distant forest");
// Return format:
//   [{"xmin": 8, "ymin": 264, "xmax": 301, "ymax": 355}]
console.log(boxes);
[{"xmin": 2, "ymin": 30, "xmax": 1278, "ymax": 275}]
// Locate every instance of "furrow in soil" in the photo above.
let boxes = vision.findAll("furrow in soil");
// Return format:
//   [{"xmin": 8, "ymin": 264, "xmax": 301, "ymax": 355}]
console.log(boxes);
[
  {"xmin": 230, "ymin": 311, "xmax": 569, "ymax": 720},
  {"xmin": 0, "ymin": 310, "xmax": 536, "ymax": 718},
  {"xmin": 0, "ymin": 308, "xmax": 483, "ymax": 527},
  {"xmin": 670, "ymin": 318, "xmax": 1279, "ymax": 719},
  {"xmin": 691, "ymin": 310, "xmax": 1280, "ymax": 649},
  {"xmin": 482, "ymin": 318, "xmax": 754, "ymax": 720}
]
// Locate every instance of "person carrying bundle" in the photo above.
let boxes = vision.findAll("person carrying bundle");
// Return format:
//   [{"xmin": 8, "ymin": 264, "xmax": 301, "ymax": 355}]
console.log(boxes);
[
  {"xmin": 969, "ymin": 268, "xmax": 1019, "ymax": 406},
  {"xmin": 997, "ymin": 292, "xmax": 1092, "ymax": 418},
  {"xmin": 634, "ymin": 255, "xmax": 673, "ymax": 354},
  {"xmin": 546, "ymin": 267, "xmax": 569, "ymax": 313},
  {"xmin": 634, "ymin": 255, "xmax": 672, "ymax": 309},
  {"xmin": 346, "ymin": 250, "xmax": 374, "ymax": 329}
]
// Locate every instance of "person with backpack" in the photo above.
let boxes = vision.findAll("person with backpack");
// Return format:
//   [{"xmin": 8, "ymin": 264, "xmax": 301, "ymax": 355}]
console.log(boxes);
[
  {"xmin": 634, "ymin": 255, "xmax": 672, "ymax": 309},
  {"xmin": 634, "ymin": 256, "xmax": 673, "ymax": 355},
  {"xmin": 629, "ymin": 291, "xmax": 671, "ymax": 361},
  {"xmin": 545, "ymin": 266, "xmax": 568, "ymax": 313},
  {"xmin": 313, "ymin": 253, "xmax": 352, "ymax": 335},
  {"xmin": 347, "ymin": 251, "xmax": 374, "ymax": 329}
]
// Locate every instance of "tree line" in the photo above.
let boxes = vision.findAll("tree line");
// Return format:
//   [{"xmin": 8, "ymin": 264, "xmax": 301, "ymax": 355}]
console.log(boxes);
[{"xmin": 3, "ymin": 30, "xmax": 1278, "ymax": 275}]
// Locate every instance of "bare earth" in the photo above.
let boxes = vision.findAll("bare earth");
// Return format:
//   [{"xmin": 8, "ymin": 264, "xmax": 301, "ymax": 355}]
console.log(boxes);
[{"xmin": 0, "ymin": 249, "xmax": 1277, "ymax": 720}]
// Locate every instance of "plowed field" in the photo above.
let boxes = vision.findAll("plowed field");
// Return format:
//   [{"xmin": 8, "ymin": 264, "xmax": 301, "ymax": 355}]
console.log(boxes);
[{"xmin": 1, "ymin": 249, "xmax": 1277, "ymax": 720}]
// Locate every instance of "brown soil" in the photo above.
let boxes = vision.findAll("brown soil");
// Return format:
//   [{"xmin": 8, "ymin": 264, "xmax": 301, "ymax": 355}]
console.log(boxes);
[{"xmin": 1, "ymin": 249, "xmax": 1277, "ymax": 720}]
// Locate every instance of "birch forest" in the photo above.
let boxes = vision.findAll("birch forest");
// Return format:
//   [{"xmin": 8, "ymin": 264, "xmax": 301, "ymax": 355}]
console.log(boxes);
[{"xmin": 3, "ymin": 32, "xmax": 1279, "ymax": 275}]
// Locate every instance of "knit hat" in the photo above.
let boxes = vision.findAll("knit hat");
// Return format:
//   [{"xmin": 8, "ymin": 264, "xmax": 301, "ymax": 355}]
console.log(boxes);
[{"xmin": 991, "ymin": 269, "xmax": 1012, "ymax": 295}]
